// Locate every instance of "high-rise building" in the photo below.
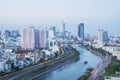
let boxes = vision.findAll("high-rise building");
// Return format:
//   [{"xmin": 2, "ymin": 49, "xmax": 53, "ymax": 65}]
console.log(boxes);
[
  {"xmin": 98, "ymin": 29, "xmax": 104, "ymax": 41},
  {"xmin": 21, "ymin": 27, "xmax": 35, "ymax": 50},
  {"xmin": 52, "ymin": 26, "xmax": 56, "ymax": 36},
  {"xmin": 103, "ymin": 31, "xmax": 109, "ymax": 42},
  {"xmin": 97, "ymin": 29, "xmax": 109, "ymax": 47},
  {"xmin": 39, "ymin": 28, "xmax": 47, "ymax": 48},
  {"xmin": 35, "ymin": 29, "xmax": 39, "ymax": 49},
  {"xmin": 78, "ymin": 23, "xmax": 84, "ymax": 42},
  {"xmin": 60, "ymin": 20, "xmax": 66, "ymax": 38},
  {"xmin": 98, "ymin": 29, "xmax": 109, "ymax": 42},
  {"xmin": 21, "ymin": 27, "xmax": 47, "ymax": 50},
  {"xmin": 4, "ymin": 30, "xmax": 11, "ymax": 40},
  {"xmin": 48, "ymin": 27, "xmax": 54, "ymax": 39},
  {"xmin": 98, "ymin": 29, "xmax": 104, "ymax": 47},
  {"xmin": 35, "ymin": 28, "xmax": 47, "ymax": 49}
]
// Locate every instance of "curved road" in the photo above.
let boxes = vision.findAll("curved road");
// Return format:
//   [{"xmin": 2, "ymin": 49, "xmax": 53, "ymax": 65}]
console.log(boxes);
[{"xmin": 88, "ymin": 54, "xmax": 111, "ymax": 80}]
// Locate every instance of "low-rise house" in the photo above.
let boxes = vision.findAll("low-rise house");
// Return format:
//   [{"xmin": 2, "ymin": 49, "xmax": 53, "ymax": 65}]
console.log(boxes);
[
  {"xmin": 103, "ymin": 46, "xmax": 120, "ymax": 60},
  {"xmin": 0, "ymin": 59, "xmax": 5, "ymax": 72}
]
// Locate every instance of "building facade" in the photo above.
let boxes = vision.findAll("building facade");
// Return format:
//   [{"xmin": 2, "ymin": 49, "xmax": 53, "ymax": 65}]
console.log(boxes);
[
  {"xmin": 21, "ymin": 27, "xmax": 47, "ymax": 50},
  {"xmin": 60, "ymin": 20, "xmax": 66, "ymax": 38},
  {"xmin": 98, "ymin": 29, "xmax": 109, "ymax": 47},
  {"xmin": 21, "ymin": 27, "xmax": 35, "ymax": 50},
  {"xmin": 78, "ymin": 23, "xmax": 84, "ymax": 42}
]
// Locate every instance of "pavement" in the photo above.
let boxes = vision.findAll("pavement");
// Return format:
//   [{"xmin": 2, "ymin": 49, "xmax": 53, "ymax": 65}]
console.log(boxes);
[{"xmin": 88, "ymin": 54, "xmax": 111, "ymax": 80}]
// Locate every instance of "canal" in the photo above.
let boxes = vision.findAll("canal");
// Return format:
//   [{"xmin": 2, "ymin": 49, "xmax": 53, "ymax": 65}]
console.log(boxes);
[{"xmin": 39, "ymin": 45, "xmax": 102, "ymax": 80}]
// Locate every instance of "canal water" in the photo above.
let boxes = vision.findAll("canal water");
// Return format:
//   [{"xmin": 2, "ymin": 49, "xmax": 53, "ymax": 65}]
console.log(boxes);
[{"xmin": 40, "ymin": 45, "xmax": 102, "ymax": 80}]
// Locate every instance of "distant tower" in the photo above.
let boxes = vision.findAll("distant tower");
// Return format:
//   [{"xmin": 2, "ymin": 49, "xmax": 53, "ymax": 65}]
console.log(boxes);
[
  {"xmin": 60, "ymin": 20, "xmax": 66, "ymax": 38},
  {"xmin": 98, "ymin": 29, "xmax": 104, "ymax": 41},
  {"xmin": 48, "ymin": 27, "xmax": 54, "ymax": 39},
  {"xmin": 52, "ymin": 26, "xmax": 56, "ymax": 36},
  {"xmin": 4, "ymin": 30, "xmax": 11, "ymax": 40},
  {"xmin": 78, "ymin": 23, "xmax": 84, "ymax": 42},
  {"xmin": 103, "ymin": 31, "xmax": 109, "ymax": 42}
]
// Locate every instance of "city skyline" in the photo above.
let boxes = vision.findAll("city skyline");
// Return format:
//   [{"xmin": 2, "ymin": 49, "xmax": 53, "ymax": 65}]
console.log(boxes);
[
  {"xmin": 1, "ymin": 0, "xmax": 120, "ymax": 80},
  {"xmin": 0, "ymin": 0, "xmax": 120, "ymax": 36}
]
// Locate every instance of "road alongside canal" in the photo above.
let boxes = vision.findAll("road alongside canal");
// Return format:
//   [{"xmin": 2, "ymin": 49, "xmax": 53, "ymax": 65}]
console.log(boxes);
[{"xmin": 39, "ymin": 44, "xmax": 102, "ymax": 80}]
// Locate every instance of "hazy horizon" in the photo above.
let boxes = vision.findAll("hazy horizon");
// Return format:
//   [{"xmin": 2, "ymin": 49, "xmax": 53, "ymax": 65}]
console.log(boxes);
[{"xmin": 0, "ymin": 0, "xmax": 120, "ymax": 36}]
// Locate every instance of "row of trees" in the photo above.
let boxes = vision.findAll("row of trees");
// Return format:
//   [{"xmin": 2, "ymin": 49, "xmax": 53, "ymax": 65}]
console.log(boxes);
[
  {"xmin": 99, "ymin": 56, "xmax": 120, "ymax": 80},
  {"xmin": 78, "ymin": 68, "xmax": 93, "ymax": 80}
]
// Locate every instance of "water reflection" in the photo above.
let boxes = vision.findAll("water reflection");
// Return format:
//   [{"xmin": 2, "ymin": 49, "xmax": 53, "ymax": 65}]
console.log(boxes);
[{"xmin": 37, "ymin": 45, "xmax": 102, "ymax": 80}]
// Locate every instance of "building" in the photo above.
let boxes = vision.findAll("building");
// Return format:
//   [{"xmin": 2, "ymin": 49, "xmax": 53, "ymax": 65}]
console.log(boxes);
[
  {"xmin": 39, "ymin": 28, "xmax": 47, "ymax": 48},
  {"xmin": 0, "ymin": 59, "xmax": 5, "ymax": 72},
  {"xmin": 98, "ymin": 29, "xmax": 104, "ymax": 41},
  {"xmin": 0, "ymin": 42, "xmax": 5, "ymax": 49},
  {"xmin": 47, "ymin": 39, "xmax": 57, "ymax": 49},
  {"xmin": 35, "ymin": 29, "xmax": 39, "ymax": 49},
  {"xmin": 0, "ymin": 31, "xmax": 1, "ymax": 39},
  {"xmin": 98, "ymin": 29, "xmax": 109, "ymax": 47},
  {"xmin": 52, "ymin": 26, "xmax": 56, "ymax": 36},
  {"xmin": 48, "ymin": 27, "xmax": 54, "ymax": 39},
  {"xmin": 21, "ymin": 27, "xmax": 47, "ymax": 50},
  {"xmin": 65, "ymin": 31, "xmax": 71, "ymax": 39},
  {"xmin": 0, "ymin": 59, "xmax": 12, "ymax": 72},
  {"xmin": 60, "ymin": 20, "xmax": 66, "ymax": 38},
  {"xmin": 98, "ymin": 29, "xmax": 104, "ymax": 47},
  {"xmin": 103, "ymin": 46, "xmax": 120, "ymax": 60},
  {"xmin": 78, "ymin": 23, "xmax": 84, "ymax": 42},
  {"xmin": 21, "ymin": 27, "xmax": 35, "ymax": 50},
  {"xmin": 11, "ymin": 30, "xmax": 20, "ymax": 38},
  {"xmin": 103, "ymin": 31, "xmax": 109, "ymax": 42},
  {"xmin": 4, "ymin": 30, "xmax": 11, "ymax": 41}
]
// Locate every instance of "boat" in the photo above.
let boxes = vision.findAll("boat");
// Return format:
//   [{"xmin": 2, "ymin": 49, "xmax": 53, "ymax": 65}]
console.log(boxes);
[{"xmin": 84, "ymin": 61, "xmax": 88, "ymax": 64}]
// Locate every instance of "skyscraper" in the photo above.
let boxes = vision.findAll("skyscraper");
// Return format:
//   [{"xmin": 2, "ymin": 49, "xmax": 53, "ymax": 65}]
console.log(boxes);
[
  {"xmin": 21, "ymin": 27, "xmax": 47, "ymax": 50},
  {"xmin": 35, "ymin": 29, "xmax": 39, "ymax": 49},
  {"xmin": 98, "ymin": 29, "xmax": 109, "ymax": 42},
  {"xmin": 98, "ymin": 29, "xmax": 104, "ymax": 41},
  {"xmin": 4, "ymin": 30, "xmax": 11, "ymax": 41},
  {"xmin": 52, "ymin": 26, "xmax": 56, "ymax": 36},
  {"xmin": 103, "ymin": 31, "xmax": 109, "ymax": 42},
  {"xmin": 21, "ymin": 27, "xmax": 35, "ymax": 50},
  {"xmin": 60, "ymin": 20, "xmax": 66, "ymax": 38},
  {"xmin": 78, "ymin": 23, "xmax": 84, "ymax": 42},
  {"xmin": 39, "ymin": 28, "xmax": 47, "ymax": 48},
  {"xmin": 48, "ymin": 27, "xmax": 54, "ymax": 39},
  {"xmin": 97, "ymin": 29, "xmax": 109, "ymax": 47}
]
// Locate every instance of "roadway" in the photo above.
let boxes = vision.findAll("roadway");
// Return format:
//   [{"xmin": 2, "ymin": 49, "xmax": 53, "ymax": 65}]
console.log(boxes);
[
  {"xmin": 0, "ymin": 44, "xmax": 73, "ymax": 80},
  {"xmin": 88, "ymin": 54, "xmax": 111, "ymax": 80},
  {"xmin": 0, "ymin": 60, "xmax": 48, "ymax": 80}
]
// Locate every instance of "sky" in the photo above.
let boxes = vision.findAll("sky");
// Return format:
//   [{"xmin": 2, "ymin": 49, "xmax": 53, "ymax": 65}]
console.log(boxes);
[{"xmin": 0, "ymin": 0, "xmax": 120, "ymax": 36}]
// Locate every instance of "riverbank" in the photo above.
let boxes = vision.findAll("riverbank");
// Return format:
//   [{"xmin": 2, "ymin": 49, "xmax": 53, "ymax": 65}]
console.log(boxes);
[
  {"xmin": 77, "ymin": 44, "xmax": 105, "ymax": 80},
  {"xmin": 0, "ymin": 45, "xmax": 80, "ymax": 80},
  {"xmin": 15, "ymin": 45, "xmax": 80, "ymax": 80},
  {"xmin": 78, "ymin": 68, "xmax": 93, "ymax": 80},
  {"xmin": 79, "ymin": 45, "xmax": 104, "ymax": 59},
  {"xmin": 30, "ymin": 54, "xmax": 80, "ymax": 80},
  {"xmin": 37, "ymin": 44, "xmax": 102, "ymax": 80}
]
